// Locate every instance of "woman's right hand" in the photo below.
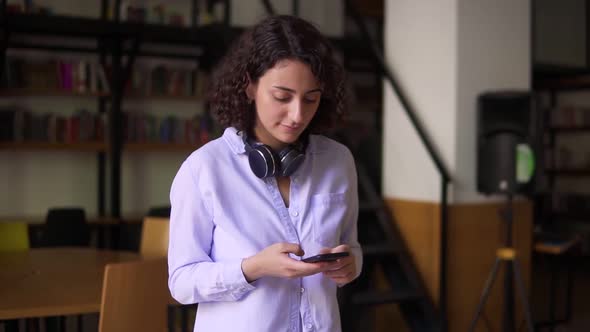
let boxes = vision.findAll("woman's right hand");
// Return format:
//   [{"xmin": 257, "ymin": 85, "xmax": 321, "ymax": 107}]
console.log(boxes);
[{"xmin": 241, "ymin": 242, "xmax": 333, "ymax": 282}]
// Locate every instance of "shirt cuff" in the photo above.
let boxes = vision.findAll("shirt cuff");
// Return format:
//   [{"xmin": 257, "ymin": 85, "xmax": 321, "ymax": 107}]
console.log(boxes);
[{"xmin": 224, "ymin": 259, "xmax": 256, "ymax": 300}]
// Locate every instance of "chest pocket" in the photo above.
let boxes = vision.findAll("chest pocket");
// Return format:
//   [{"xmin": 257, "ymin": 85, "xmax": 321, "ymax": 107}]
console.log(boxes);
[{"xmin": 311, "ymin": 193, "xmax": 347, "ymax": 247}]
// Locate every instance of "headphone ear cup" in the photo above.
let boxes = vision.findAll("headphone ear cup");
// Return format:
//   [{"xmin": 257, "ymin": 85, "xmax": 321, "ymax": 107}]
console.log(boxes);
[
  {"xmin": 278, "ymin": 147, "xmax": 305, "ymax": 177},
  {"xmin": 248, "ymin": 144, "xmax": 278, "ymax": 178}
]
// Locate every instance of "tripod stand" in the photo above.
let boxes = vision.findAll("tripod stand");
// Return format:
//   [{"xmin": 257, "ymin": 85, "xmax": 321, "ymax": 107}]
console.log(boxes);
[{"xmin": 468, "ymin": 193, "xmax": 534, "ymax": 332}]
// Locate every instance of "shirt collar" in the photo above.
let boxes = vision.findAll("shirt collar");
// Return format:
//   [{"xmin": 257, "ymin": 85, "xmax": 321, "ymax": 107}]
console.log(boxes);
[{"xmin": 222, "ymin": 127, "xmax": 247, "ymax": 154}]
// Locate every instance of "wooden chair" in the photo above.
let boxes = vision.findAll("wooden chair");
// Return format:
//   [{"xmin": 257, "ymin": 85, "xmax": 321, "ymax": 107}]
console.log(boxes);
[
  {"xmin": 99, "ymin": 258, "xmax": 170, "ymax": 332},
  {"xmin": 0, "ymin": 222, "xmax": 29, "ymax": 251},
  {"xmin": 139, "ymin": 217, "xmax": 170, "ymax": 258},
  {"xmin": 0, "ymin": 222, "xmax": 32, "ymax": 331},
  {"xmin": 43, "ymin": 207, "xmax": 90, "ymax": 247},
  {"xmin": 139, "ymin": 216, "xmax": 196, "ymax": 332}
]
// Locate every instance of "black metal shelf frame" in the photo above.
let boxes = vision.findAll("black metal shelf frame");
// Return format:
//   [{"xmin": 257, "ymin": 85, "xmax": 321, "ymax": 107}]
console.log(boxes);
[{"xmin": 0, "ymin": 0, "xmax": 232, "ymax": 219}]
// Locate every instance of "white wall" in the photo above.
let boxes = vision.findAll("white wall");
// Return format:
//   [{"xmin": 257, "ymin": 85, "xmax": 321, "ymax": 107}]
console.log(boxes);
[
  {"xmin": 382, "ymin": 0, "xmax": 530, "ymax": 203},
  {"xmin": 454, "ymin": 0, "xmax": 531, "ymax": 203},
  {"xmin": 382, "ymin": 0, "xmax": 458, "ymax": 202}
]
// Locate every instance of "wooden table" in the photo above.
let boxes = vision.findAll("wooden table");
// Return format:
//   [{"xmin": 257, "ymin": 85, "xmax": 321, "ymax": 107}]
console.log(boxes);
[{"xmin": 0, "ymin": 247, "xmax": 141, "ymax": 320}]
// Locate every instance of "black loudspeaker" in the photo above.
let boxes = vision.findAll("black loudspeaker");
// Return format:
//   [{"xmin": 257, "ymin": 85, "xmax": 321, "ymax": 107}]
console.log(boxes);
[{"xmin": 477, "ymin": 91, "xmax": 535, "ymax": 195}]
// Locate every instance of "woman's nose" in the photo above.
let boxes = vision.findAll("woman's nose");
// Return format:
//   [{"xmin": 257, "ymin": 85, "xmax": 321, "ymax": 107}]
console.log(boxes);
[{"xmin": 288, "ymin": 102, "xmax": 303, "ymax": 123}]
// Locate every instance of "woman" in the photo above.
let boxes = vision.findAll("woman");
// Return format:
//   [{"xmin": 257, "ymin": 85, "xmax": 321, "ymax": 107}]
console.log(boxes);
[{"xmin": 168, "ymin": 15, "xmax": 362, "ymax": 332}]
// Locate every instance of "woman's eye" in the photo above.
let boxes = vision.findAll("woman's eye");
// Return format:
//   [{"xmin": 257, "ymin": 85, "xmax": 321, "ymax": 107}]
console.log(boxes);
[
  {"xmin": 274, "ymin": 96, "xmax": 290, "ymax": 102},
  {"xmin": 304, "ymin": 98, "xmax": 318, "ymax": 104}
]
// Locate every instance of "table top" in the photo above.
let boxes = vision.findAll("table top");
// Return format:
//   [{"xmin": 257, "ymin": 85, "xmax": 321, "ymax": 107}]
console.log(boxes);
[{"xmin": 0, "ymin": 247, "xmax": 141, "ymax": 319}]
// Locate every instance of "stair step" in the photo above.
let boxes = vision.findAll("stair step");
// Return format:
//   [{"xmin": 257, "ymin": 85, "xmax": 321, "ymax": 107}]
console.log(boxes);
[
  {"xmin": 351, "ymin": 288, "xmax": 423, "ymax": 306},
  {"xmin": 362, "ymin": 243, "xmax": 399, "ymax": 256}
]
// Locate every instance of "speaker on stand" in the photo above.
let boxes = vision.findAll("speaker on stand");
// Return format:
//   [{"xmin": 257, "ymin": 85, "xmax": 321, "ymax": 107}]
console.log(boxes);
[{"xmin": 470, "ymin": 91, "xmax": 537, "ymax": 332}]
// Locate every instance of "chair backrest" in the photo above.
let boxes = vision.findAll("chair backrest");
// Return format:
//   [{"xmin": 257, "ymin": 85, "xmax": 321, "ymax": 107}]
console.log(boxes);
[
  {"xmin": 147, "ymin": 206, "xmax": 171, "ymax": 218},
  {"xmin": 0, "ymin": 222, "xmax": 29, "ymax": 251},
  {"xmin": 139, "ymin": 217, "xmax": 170, "ymax": 258},
  {"xmin": 44, "ymin": 207, "xmax": 90, "ymax": 247},
  {"xmin": 99, "ymin": 258, "xmax": 169, "ymax": 332}
]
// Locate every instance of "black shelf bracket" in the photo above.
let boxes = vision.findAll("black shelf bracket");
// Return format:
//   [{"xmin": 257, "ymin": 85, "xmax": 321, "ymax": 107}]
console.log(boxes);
[
  {"xmin": 0, "ymin": 29, "xmax": 8, "ymax": 81},
  {"xmin": 0, "ymin": 0, "xmax": 8, "ymax": 81},
  {"xmin": 122, "ymin": 36, "xmax": 141, "ymax": 85}
]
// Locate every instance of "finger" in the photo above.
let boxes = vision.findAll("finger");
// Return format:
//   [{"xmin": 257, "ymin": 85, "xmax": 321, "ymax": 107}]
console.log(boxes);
[
  {"xmin": 326, "ymin": 270, "xmax": 355, "ymax": 280},
  {"xmin": 323, "ymin": 261, "xmax": 352, "ymax": 272},
  {"xmin": 291, "ymin": 260, "xmax": 327, "ymax": 274},
  {"xmin": 334, "ymin": 279, "xmax": 351, "ymax": 287},
  {"xmin": 318, "ymin": 247, "xmax": 332, "ymax": 254},
  {"xmin": 280, "ymin": 243, "xmax": 304, "ymax": 256},
  {"xmin": 324, "ymin": 268, "xmax": 354, "ymax": 278}
]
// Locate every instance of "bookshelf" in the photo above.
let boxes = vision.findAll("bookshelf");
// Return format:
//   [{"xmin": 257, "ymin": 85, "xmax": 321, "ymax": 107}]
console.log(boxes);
[
  {"xmin": 549, "ymin": 126, "xmax": 590, "ymax": 133},
  {"xmin": 0, "ymin": 0, "xmax": 230, "ymax": 222},
  {"xmin": 125, "ymin": 142, "xmax": 199, "ymax": 152},
  {"xmin": 0, "ymin": 141, "xmax": 107, "ymax": 151},
  {"xmin": 534, "ymin": 64, "xmax": 590, "ymax": 240},
  {"xmin": 545, "ymin": 168, "xmax": 590, "ymax": 176},
  {"xmin": 0, "ymin": 88, "xmax": 110, "ymax": 98}
]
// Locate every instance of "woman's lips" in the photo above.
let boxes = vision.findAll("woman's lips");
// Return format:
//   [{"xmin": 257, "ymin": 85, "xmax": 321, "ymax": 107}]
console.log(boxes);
[{"xmin": 281, "ymin": 124, "xmax": 301, "ymax": 132}]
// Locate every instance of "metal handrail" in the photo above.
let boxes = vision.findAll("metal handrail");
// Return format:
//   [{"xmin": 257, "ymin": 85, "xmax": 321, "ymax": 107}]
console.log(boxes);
[{"xmin": 342, "ymin": 2, "xmax": 450, "ymax": 330}]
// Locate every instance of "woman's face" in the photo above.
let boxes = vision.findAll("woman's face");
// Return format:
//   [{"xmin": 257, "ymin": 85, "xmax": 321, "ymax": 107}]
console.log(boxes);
[{"xmin": 247, "ymin": 59, "xmax": 322, "ymax": 151}]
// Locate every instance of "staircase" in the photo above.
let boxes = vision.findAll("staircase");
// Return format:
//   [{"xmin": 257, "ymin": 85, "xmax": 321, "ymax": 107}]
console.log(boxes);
[
  {"xmin": 261, "ymin": 1, "xmax": 450, "ymax": 330},
  {"xmin": 337, "ymin": 162, "xmax": 442, "ymax": 332},
  {"xmin": 334, "ymin": 2, "xmax": 444, "ymax": 331}
]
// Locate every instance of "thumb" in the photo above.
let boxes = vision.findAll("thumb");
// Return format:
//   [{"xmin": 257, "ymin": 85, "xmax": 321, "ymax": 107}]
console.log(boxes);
[
  {"xmin": 318, "ymin": 247, "xmax": 332, "ymax": 254},
  {"xmin": 281, "ymin": 243, "xmax": 305, "ymax": 257}
]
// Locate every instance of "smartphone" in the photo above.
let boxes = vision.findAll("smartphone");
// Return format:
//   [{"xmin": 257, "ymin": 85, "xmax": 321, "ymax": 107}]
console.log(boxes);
[{"xmin": 301, "ymin": 252, "xmax": 349, "ymax": 263}]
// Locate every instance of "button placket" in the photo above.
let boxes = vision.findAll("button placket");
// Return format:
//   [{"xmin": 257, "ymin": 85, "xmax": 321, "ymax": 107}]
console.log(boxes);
[{"xmin": 266, "ymin": 177, "xmax": 298, "ymax": 241}]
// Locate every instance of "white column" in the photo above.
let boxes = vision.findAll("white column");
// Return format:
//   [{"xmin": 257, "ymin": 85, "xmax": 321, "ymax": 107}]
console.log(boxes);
[{"xmin": 383, "ymin": 0, "xmax": 530, "ymax": 203}]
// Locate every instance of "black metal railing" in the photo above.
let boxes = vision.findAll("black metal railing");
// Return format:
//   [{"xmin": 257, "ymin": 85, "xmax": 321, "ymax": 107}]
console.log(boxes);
[{"xmin": 342, "ymin": 1, "xmax": 451, "ymax": 330}]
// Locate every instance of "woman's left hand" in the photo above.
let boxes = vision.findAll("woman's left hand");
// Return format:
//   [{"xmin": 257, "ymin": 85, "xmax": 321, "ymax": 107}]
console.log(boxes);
[{"xmin": 319, "ymin": 244, "xmax": 356, "ymax": 286}]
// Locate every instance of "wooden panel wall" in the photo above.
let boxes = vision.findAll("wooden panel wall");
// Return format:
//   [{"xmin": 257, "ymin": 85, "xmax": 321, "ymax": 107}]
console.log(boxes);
[{"xmin": 376, "ymin": 198, "xmax": 533, "ymax": 332}]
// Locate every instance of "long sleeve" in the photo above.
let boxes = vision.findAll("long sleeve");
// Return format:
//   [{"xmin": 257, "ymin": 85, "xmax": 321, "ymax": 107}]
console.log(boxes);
[
  {"xmin": 341, "ymin": 151, "xmax": 363, "ymax": 280},
  {"xmin": 167, "ymin": 158, "xmax": 255, "ymax": 304}
]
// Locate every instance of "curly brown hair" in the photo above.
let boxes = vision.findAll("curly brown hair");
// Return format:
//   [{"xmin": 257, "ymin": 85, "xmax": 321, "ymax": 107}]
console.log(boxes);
[{"xmin": 208, "ymin": 15, "xmax": 346, "ymax": 134}]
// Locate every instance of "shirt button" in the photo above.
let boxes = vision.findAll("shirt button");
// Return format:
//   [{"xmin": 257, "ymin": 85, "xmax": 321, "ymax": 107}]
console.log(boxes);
[
  {"xmin": 300, "ymin": 287, "xmax": 305, "ymax": 293},
  {"xmin": 291, "ymin": 211, "xmax": 299, "ymax": 217},
  {"xmin": 306, "ymin": 323, "xmax": 313, "ymax": 330}
]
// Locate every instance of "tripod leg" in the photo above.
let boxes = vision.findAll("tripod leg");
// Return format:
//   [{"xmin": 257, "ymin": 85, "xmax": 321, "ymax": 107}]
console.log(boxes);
[
  {"xmin": 468, "ymin": 257, "xmax": 502, "ymax": 332},
  {"xmin": 513, "ymin": 260, "xmax": 535, "ymax": 332}
]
